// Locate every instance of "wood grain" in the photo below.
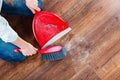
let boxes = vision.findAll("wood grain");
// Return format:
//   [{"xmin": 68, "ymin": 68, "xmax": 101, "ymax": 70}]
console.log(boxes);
[{"xmin": 0, "ymin": 0, "xmax": 120, "ymax": 80}]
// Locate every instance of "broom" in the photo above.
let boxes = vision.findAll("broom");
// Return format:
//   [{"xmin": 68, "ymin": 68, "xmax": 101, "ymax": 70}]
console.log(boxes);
[{"xmin": 14, "ymin": 46, "xmax": 67, "ymax": 61}]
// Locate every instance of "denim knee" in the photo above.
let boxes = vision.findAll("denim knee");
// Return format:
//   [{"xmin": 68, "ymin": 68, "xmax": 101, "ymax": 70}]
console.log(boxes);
[
  {"xmin": 0, "ymin": 39, "xmax": 26, "ymax": 62},
  {"xmin": 1, "ymin": 0, "xmax": 44, "ymax": 16}
]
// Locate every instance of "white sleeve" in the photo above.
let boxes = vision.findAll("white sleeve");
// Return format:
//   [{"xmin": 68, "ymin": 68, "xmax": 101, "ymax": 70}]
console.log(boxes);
[{"xmin": 0, "ymin": 16, "xmax": 18, "ymax": 42}]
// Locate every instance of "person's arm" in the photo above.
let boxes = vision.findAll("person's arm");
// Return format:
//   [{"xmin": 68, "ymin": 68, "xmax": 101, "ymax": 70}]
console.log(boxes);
[
  {"xmin": 25, "ymin": 0, "xmax": 41, "ymax": 14},
  {"xmin": 0, "ymin": 16, "xmax": 37, "ymax": 56},
  {"xmin": 0, "ymin": 16, "xmax": 18, "ymax": 42}
]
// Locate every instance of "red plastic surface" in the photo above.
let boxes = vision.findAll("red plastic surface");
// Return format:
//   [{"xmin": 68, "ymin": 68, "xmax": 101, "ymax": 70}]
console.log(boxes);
[
  {"xmin": 38, "ymin": 46, "xmax": 62, "ymax": 54},
  {"xmin": 32, "ymin": 11, "xmax": 70, "ymax": 48},
  {"xmin": 14, "ymin": 46, "xmax": 62, "ymax": 54}
]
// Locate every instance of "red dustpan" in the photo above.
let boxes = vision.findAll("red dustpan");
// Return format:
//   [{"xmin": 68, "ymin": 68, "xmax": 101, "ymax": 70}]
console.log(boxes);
[
  {"xmin": 32, "ymin": 11, "xmax": 71, "ymax": 48},
  {"xmin": 14, "ymin": 11, "xmax": 70, "ymax": 61}
]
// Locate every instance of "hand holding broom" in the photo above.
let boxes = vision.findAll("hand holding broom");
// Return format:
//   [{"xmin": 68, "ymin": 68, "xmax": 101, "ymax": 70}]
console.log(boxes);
[
  {"xmin": 12, "ymin": 36, "xmax": 37, "ymax": 56},
  {"xmin": 14, "ymin": 45, "xmax": 67, "ymax": 61}
]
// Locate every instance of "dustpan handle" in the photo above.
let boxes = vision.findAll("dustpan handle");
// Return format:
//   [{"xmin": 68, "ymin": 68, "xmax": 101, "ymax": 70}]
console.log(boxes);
[{"xmin": 35, "ymin": 10, "xmax": 40, "ymax": 14}]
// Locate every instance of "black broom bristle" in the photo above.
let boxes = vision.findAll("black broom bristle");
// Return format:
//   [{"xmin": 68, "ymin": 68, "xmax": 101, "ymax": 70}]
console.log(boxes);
[{"xmin": 41, "ymin": 48, "xmax": 67, "ymax": 61}]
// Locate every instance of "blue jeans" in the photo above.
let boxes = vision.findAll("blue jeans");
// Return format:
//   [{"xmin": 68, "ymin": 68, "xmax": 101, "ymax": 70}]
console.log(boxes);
[
  {"xmin": 0, "ymin": 39, "xmax": 26, "ymax": 62},
  {"xmin": 0, "ymin": 0, "xmax": 43, "ymax": 62},
  {"xmin": 1, "ymin": 0, "xmax": 43, "ymax": 16}
]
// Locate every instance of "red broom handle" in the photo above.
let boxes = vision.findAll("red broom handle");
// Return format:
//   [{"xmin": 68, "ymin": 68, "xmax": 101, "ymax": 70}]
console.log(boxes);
[{"xmin": 14, "ymin": 46, "xmax": 62, "ymax": 54}]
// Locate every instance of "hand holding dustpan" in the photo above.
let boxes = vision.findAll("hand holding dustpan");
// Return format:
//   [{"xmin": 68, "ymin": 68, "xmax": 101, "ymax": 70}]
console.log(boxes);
[{"xmin": 14, "ymin": 11, "xmax": 71, "ymax": 61}]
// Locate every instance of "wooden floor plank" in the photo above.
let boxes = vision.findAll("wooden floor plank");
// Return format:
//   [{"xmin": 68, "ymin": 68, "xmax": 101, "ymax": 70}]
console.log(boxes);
[{"xmin": 0, "ymin": 0, "xmax": 120, "ymax": 80}]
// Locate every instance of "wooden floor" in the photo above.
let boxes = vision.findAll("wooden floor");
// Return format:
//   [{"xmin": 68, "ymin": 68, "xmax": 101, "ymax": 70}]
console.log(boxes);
[{"xmin": 0, "ymin": 0, "xmax": 120, "ymax": 80}]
